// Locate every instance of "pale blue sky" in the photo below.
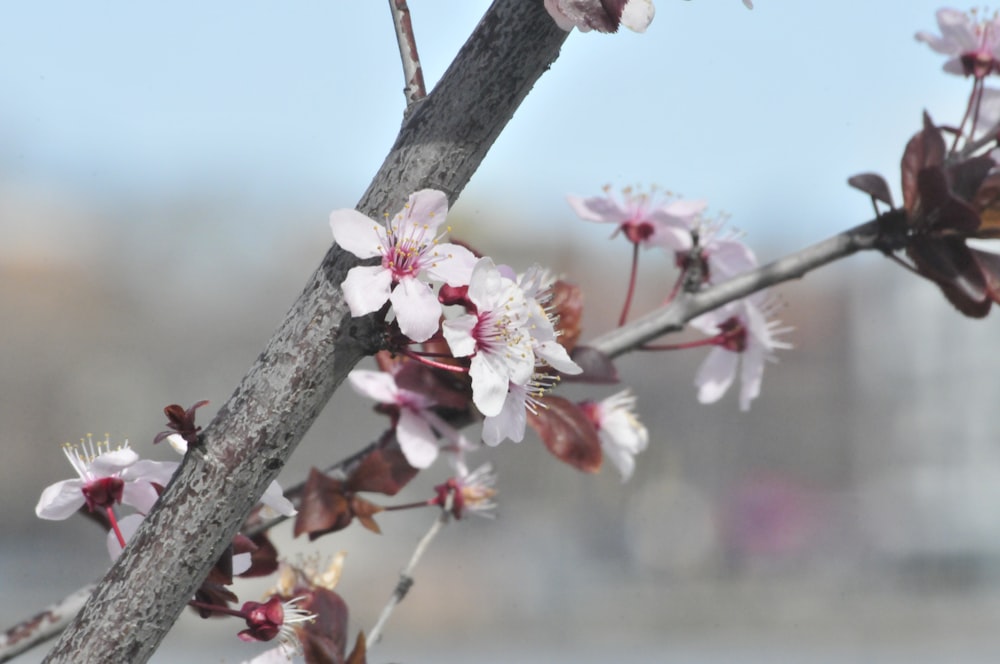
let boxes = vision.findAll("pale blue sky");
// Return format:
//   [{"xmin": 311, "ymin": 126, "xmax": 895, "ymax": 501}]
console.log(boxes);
[{"xmin": 0, "ymin": 1, "xmax": 976, "ymax": 258}]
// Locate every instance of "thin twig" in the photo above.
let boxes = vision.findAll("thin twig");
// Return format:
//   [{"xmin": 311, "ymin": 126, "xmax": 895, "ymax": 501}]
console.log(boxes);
[
  {"xmin": 367, "ymin": 493, "xmax": 453, "ymax": 647},
  {"xmin": 0, "ymin": 584, "xmax": 95, "ymax": 663},
  {"xmin": 388, "ymin": 0, "xmax": 426, "ymax": 106}
]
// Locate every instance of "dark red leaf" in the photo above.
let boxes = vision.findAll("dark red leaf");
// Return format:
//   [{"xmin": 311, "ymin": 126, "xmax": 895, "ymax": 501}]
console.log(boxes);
[
  {"xmin": 900, "ymin": 113, "xmax": 946, "ymax": 213},
  {"xmin": 528, "ymin": 396, "xmax": 602, "ymax": 473},
  {"xmin": 914, "ymin": 167, "xmax": 981, "ymax": 233},
  {"xmin": 349, "ymin": 496, "xmax": 384, "ymax": 535},
  {"xmin": 907, "ymin": 237, "xmax": 991, "ymax": 317},
  {"xmin": 294, "ymin": 469, "xmax": 354, "ymax": 540},
  {"xmin": 346, "ymin": 442, "xmax": 418, "ymax": 496},
  {"xmin": 392, "ymin": 360, "xmax": 472, "ymax": 412},
  {"xmin": 550, "ymin": 280, "xmax": 584, "ymax": 352},
  {"xmin": 565, "ymin": 346, "xmax": 619, "ymax": 383},
  {"xmin": 241, "ymin": 533, "xmax": 280, "ymax": 578},
  {"xmin": 300, "ymin": 587, "xmax": 350, "ymax": 664},
  {"xmin": 948, "ymin": 155, "xmax": 995, "ymax": 204},
  {"xmin": 345, "ymin": 631, "xmax": 367, "ymax": 664},
  {"xmin": 847, "ymin": 172, "xmax": 894, "ymax": 207}
]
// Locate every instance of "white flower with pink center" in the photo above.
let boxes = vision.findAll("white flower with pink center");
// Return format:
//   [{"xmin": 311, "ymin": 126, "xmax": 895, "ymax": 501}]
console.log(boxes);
[
  {"xmin": 442, "ymin": 257, "xmax": 535, "ymax": 417},
  {"xmin": 544, "ymin": 0, "xmax": 655, "ymax": 33},
  {"xmin": 481, "ymin": 373, "xmax": 558, "ymax": 446},
  {"xmin": 917, "ymin": 8, "xmax": 1000, "ymax": 78},
  {"xmin": 567, "ymin": 185, "xmax": 706, "ymax": 249},
  {"xmin": 580, "ymin": 390, "xmax": 649, "ymax": 482},
  {"xmin": 35, "ymin": 434, "xmax": 173, "ymax": 520},
  {"xmin": 347, "ymin": 368, "xmax": 474, "ymax": 468},
  {"xmin": 517, "ymin": 265, "xmax": 582, "ymax": 375},
  {"xmin": 330, "ymin": 189, "xmax": 477, "ymax": 343},
  {"xmin": 690, "ymin": 294, "xmax": 792, "ymax": 411}
]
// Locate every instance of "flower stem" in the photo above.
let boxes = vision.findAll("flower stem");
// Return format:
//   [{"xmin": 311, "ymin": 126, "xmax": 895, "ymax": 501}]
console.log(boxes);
[
  {"xmin": 382, "ymin": 499, "xmax": 434, "ymax": 512},
  {"xmin": 618, "ymin": 242, "xmax": 641, "ymax": 327},
  {"xmin": 105, "ymin": 507, "xmax": 126, "ymax": 550},
  {"xmin": 186, "ymin": 600, "xmax": 245, "ymax": 619},
  {"xmin": 640, "ymin": 336, "xmax": 721, "ymax": 352},
  {"xmin": 401, "ymin": 348, "xmax": 468, "ymax": 373}
]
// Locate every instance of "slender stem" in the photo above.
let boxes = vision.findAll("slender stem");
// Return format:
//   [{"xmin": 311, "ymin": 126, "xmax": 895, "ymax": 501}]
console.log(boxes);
[
  {"xmin": 388, "ymin": 0, "xmax": 426, "ymax": 106},
  {"xmin": 618, "ymin": 242, "xmax": 641, "ymax": 326},
  {"xmin": 382, "ymin": 499, "xmax": 434, "ymax": 512},
  {"xmin": 402, "ymin": 348, "xmax": 469, "ymax": 373},
  {"xmin": 639, "ymin": 337, "xmax": 719, "ymax": 352},
  {"xmin": 0, "ymin": 585, "xmax": 96, "ymax": 663},
  {"xmin": 368, "ymin": 493, "xmax": 453, "ymax": 648},
  {"xmin": 106, "ymin": 508, "xmax": 126, "ymax": 550},
  {"xmin": 185, "ymin": 600, "xmax": 245, "ymax": 620}
]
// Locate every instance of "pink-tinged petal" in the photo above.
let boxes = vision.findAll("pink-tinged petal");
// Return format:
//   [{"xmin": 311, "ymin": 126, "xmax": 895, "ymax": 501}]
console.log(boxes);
[
  {"xmin": 390, "ymin": 276, "xmax": 442, "ymax": 342},
  {"xmin": 396, "ymin": 409, "xmax": 440, "ymax": 468},
  {"xmin": 35, "ymin": 479, "xmax": 86, "ymax": 520},
  {"xmin": 466, "ymin": 257, "xmax": 503, "ymax": 309},
  {"xmin": 121, "ymin": 481, "xmax": 161, "ymax": 514},
  {"xmin": 708, "ymin": 239, "xmax": 757, "ymax": 281},
  {"xmin": 658, "ymin": 198, "xmax": 707, "ymax": 222},
  {"xmin": 107, "ymin": 513, "xmax": 144, "ymax": 561},
  {"xmin": 442, "ymin": 314, "xmax": 479, "ymax": 357},
  {"xmin": 620, "ymin": 0, "xmax": 654, "ymax": 33},
  {"xmin": 401, "ymin": 189, "xmax": 449, "ymax": 233},
  {"xmin": 738, "ymin": 344, "xmax": 766, "ymax": 411},
  {"xmin": 348, "ymin": 369, "xmax": 399, "ymax": 404},
  {"xmin": 469, "ymin": 353, "xmax": 512, "ymax": 417},
  {"xmin": 544, "ymin": 0, "xmax": 577, "ymax": 31},
  {"xmin": 535, "ymin": 340, "xmax": 583, "ymax": 375},
  {"xmin": 233, "ymin": 552, "xmax": 253, "ymax": 576},
  {"xmin": 123, "ymin": 459, "xmax": 178, "ymax": 487},
  {"xmin": 341, "ymin": 265, "xmax": 393, "ymax": 317},
  {"xmin": 694, "ymin": 348, "xmax": 738, "ymax": 404},
  {"xmin": 424, "ymin": 242, "xmax": 477, "ymax": 286},
  {"xmin": 89, "ymin": 447, "xmax": 139, "ymax": 476},
  {"xmin": 566, "ymin": 194, "xmax": 627, "ymax": 224},
  {"xmin": 936, "ymin": 9, "xmax": 978, "ymax": 52},
  {"xmin": 482, "ymin": 388, "xmax": 528, "ymax": 446},
  {"xmin": 260, "ymin": 480, "xmax": 297, "ymax": 517},
  {"xmin": 329, "ymin": 209, "xmax": 383, "ymax": 259}
]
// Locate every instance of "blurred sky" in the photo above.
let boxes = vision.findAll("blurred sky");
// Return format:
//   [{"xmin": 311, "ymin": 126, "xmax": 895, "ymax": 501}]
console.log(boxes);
[{"xmin": 0, "ymin": 0, "xmax": 978, "ymax": 260}]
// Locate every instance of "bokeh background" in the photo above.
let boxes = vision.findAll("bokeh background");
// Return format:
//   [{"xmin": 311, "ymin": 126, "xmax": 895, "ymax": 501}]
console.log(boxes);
[{"xmin": 4, "ymin": 1, "xmax": 1000, "ymax": 662}]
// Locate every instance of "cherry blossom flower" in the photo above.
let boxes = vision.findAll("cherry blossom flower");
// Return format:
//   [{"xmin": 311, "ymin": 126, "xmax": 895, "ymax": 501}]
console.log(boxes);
[
  {"xmin": 690, "ymin": 294, "xmax": 792, "ymax": 411},
  {"xmin": 442, "ymin": 257, "xmax": 535, "ymax": 417},
  {"xmin": 432, "ymin": 463, "xmax": 498, "ymax": 519},
  {"xmin": 517, "ymin": 266, "xmax": 584, "ymax": 376},
  {"xmin": 481, "ymin": 373, "xmax": 560, "ymax": 446},
  {"xmin": 567, "ymin": 185, "xmax": 706, "ymax": 249},
  {"xmin": 35, "ymin": 435, "xmax": 173, "ymax": 520},
  {"xmin": 917, "ymin": 8, "xmax": 1000, "ymax": 79},
  {"xmin": 544, "ymin": 0, "xmax": 654, "ymax": 33},
  {"xmin": 580, "ymin": 390, "xmax": 649, "ymax": 482},
  {"xmin": 347, "ymin": 368, "xmax": 474, "ymax": 468},
  {"xmin": 673, "ymin": 217, "xmax": 758, "ymax": 286},
  {"xmin": 238, "ymin": 596, "xmax": 315, "ymax": 650},
  {"xmin": 164, "ymin": 433, "xmax": 296, "ymax": 517},
  {"xmin": 330, "ymin": 189, "xmax": 477, "ymax": 343}
]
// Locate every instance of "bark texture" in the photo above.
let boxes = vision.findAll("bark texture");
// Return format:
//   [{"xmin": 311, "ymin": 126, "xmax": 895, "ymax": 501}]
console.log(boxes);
[{"xmin": 44, "ymin": 2, "xmax": 567, "ymax": 662}]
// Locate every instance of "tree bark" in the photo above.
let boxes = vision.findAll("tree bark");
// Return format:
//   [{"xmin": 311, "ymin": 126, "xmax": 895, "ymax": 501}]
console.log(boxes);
[{"xmin": 44, "ymin": 2, "xmax": 567, "ymax": 661}]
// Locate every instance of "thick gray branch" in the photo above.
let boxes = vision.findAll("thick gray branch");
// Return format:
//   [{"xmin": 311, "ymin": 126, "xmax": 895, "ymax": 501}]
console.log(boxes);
[
  {"xmin": 43, "ymin": 3, "xmax": 567, "ymax": 662},
  {"xmin": 589, "ymin": 219, "xmax": 883, "ymax": 358}
]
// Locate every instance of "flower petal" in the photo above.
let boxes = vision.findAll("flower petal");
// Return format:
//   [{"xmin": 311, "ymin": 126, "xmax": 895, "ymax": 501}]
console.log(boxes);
[
  {"xmin": 423, "ymin": 242, "xmax": 477, "ymax": 287},
  {"xmin": 694, "ymin": 348, "xmax": 738, "ymax": 404},
  {"xmin": 348, "ymin": 369, "xmax": 399, "ymax": 404},
  {"xmin": 341, "ymin": 265, "xmax": 393, "ymax": 317},
  {"xmin": 469, "ymin": 353, "xmax": 512, "ymax": 417},
  {"xmin": 35, "ymin": 479, "xmax": 86, "ymax": 520},
  {"xmin": 396, "ymin": 409, "xmax": 440, "ymax": 468},
  {"xmin": 400, "ymin": 189, "xmax": 449, "ymax": 233},
  {"xmin": 260, "ymin": 480, "xmax": 297, "ymax": 517},
  {"xmin": 329, "ymin": 209, "xmax": 383, "ymax": 259},
  {"xmin": 390, "ymin": 276, "xmax": 443, "ymax": 342}
]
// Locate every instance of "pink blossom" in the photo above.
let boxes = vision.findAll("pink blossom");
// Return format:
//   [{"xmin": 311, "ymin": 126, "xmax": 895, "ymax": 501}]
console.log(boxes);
[
  {"xmin": 544, "ymin": 0, "xmax": 654, "ymax": 34},
  {"xmin": 432, "ymin": 463, "xmax": 498, "ymax": 519},
  {"xmin": 347, "ymin": 369, "xmax": 473, "ymax": 468},
  {"xmin": 516, "ymin": 265, "xmax": 583, "ymax": 375},
  {"xmin": 442, "ymin": 257, "xmax": 535, "ymax": 417},
  {"xmin": 679, "ymin": 220, "xmax": 758, "ymax": 285},
  {"xmin": 481, "ymin": 373, "xmax": 558, "ymax": 446},
  {"xmin": 916, "ymin": 8, "xmax": 1000, "ymax": 78},
  {"xmin": 690, "ymin": 294, "xmax": 792, "ymax": 411},
  {"xmin": 567, "ymin": 185, "xmax": 706, "ymax": 249},
  {"xmin": 35, "ymin": 435, "xmax": 174, "ymax": 520},
  {"xmin": 581, "ymin": 390, "xmax": 649, "ymax": 481},
  {"xmin": 330, "ymin": 189, "xmax": 476, "ymax": 342}
]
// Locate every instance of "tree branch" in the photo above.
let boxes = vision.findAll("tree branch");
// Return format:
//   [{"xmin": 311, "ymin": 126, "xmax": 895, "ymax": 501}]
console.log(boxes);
[
  {"xmin": 388, "ymin": 0, "xmax": 426, "ymax": 106},
  {"xmin": 589, "ymin": 219, "xmax": 883, "ymax": 358},
  {"xmin": 43, "ymin": 3, "xmax": 568, "ymax": 662},
  {"xmin": 0, "ymin": 584, "xmax": 95, "ymax": 663}
]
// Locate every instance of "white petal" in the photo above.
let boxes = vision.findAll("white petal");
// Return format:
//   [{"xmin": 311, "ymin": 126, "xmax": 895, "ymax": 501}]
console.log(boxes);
[
  {"xmin": 341, "ymin": 265, "xmax": 393, "ymax": 317},
  {"xmin": 390, "ymin": 277, "xmax": 442, "ymax": 343},
  {"xmin": 620, "ymin": 0, "xmax": 655, "ymax": 33},
  {"xmin": 232, "ymin": 552, "xmax": 253, "ymax": 576},
  {"xmin": 260, "ymin": 480, "xmax": 297, "ymax": 517},
  {"xmin": 329, "ymin": 209, "xmax": 383, "ymax": 258},
  {"xmin": 396, "ymin": 410, "xmax": 440, "ymax": 468},
  {"xmin": 400, "ymin": 189, "xmax": 449, "ymax": 232},
  {"xmin": 348, "ymin": 369, "xmax": 399, "ymax": 404},
  {"xmin": 469, "ymin": 354, "xmax": 512, "ymax": 417},
  {"xmin": 601, "ymin": 437, "xmax": 637, "ymax": 482},
  {"xmin": 423, "ymin": 242, "xmax": 477, "ymax": 287},
  {"xmin": 89, "ymin": 447, "xmax": 139, "ymax": 476},
  {"xmin": 694, "ymin": 348, "xmax": 738, "ymax": 404},
  {"xmin": 467, "ymin": 257, "xmax": 502, "ymax": 309},
  {"xmin": 482, "ymin": 388, "xmax": 527, "ymax": 446},
  {"xmin": 566, "ymin": 194, "xmax": 627, "ymax": 224},
  {"xmin": 535, "ymin": 340, "xmax": 582, "ymax": 375},
  {"xmin": 442, "ymin": 314, "xmax": 479, "ymax": 357},
  {"xmin": 35, "ymin": 479, "xmax": 86, "ymax": 520},
  {"xmin": 166, "ymin": 433, "xmax": 188, "ymax": 455}
]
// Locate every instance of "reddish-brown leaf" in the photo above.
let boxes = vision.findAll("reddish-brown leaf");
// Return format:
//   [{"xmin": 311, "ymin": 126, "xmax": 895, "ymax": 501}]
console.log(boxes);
[
  {"xmin": 300, "ymin": 587, "xmax": 349, "ymax": 664},
  {"xmin": 346, "ymin": 443, "xmax": 418, "ymax": 496},
  {"xmin": 528, "ymin": 395, "xmax": 602, "ymax": 473},
  {"xmin": 393, "ymin": 360, "xmax": 472, "ymax": 412},
  {"xmin": 241, "ymin": 533, "xmax": 279, "ymax": 578},
  {"xmin": 349, "ymin": 496, "xmax": 384, "ymax": 535},
  {"xmin": 847, "ymin": 172, "xmax": 894, "ymax": 207},
  {"xmin": 294, "ymin": 468, "xmax": 354, "ymax": 540},
  {"xmin": 900, "ymin": 112, "xmax": 946, "ymax": 213},
  {"xmin": 346, "ymin": 631, "xmax": 367, "ymax": 664},
  {"xmin": 550, "ymin": 280, "xmax": 584, "ymax": 352},
  {"xmin": 907, "ymin": 237, "xmax": 991, "ymax": 317}
]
